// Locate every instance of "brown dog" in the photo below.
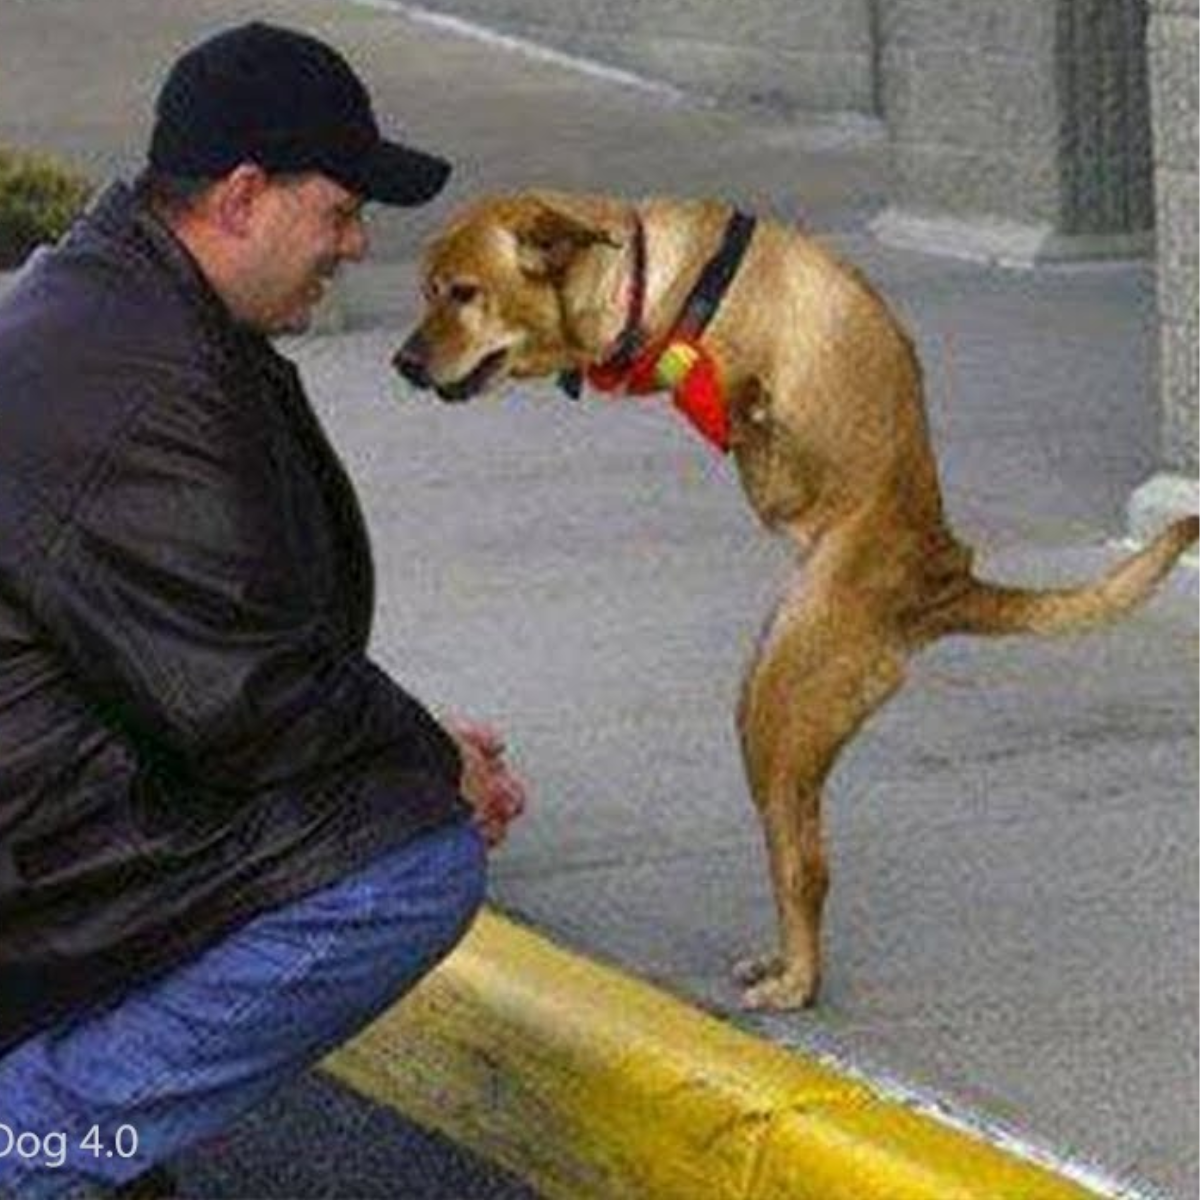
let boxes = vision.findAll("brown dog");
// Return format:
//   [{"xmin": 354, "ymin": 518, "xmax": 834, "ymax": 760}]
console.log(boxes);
[{"xmin": 396, "ymin": 190, "xmax": 1198, "ymax": 1010}]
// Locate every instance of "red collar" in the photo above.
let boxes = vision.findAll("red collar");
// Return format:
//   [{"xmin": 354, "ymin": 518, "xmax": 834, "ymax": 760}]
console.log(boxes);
[
  {"xmin": 555, "ymin": 213, "xmax": 647, "ymax": 398},
  {"xmin": 590, "ymin": 335, "xmax": 729, "ymax": 452},
  {"xmin": 557, "ymin": 210, "xmax": 758, "ymax": 454},
  {"xmin": 592, "ymin": 213, "xmax": 650, "ymax": 384}
]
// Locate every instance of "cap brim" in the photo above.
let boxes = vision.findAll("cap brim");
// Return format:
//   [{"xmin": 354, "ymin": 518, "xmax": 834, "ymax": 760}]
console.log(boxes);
[{"xmin": 358, "ymin": 141, "xmax": 451, "ymax": 206}]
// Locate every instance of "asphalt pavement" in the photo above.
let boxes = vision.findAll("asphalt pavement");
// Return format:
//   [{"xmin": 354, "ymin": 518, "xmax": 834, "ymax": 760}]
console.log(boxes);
[
  {"xmin": 1, "ymin": 2, "xmax": 1196, "ymax": 1198},
  {"xmin": 172, "ymin": 1072, "xmax": 536, "ymax": 1199}
]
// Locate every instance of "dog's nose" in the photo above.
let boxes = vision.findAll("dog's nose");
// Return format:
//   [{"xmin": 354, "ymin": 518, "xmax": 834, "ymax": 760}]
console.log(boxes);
[{"xmin": 393, "ymin": 334, "xmax": 432, "ymax": 389}]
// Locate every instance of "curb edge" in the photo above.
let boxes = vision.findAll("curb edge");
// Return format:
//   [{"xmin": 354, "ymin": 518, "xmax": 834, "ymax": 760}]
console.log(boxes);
[{"xmin": 323, "ymin": 909, "xmax": 1104, "ymax": 1200}]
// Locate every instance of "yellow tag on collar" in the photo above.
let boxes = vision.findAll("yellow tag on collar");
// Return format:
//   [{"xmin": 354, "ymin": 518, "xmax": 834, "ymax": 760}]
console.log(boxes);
[{"xmin": 655, "ymin": 341, "xmax": 701, "ymax": 388}]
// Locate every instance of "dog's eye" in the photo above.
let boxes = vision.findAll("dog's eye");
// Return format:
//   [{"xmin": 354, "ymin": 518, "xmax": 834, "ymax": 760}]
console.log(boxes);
[{"xmin": 449, "ymin": 283, "xmax": 480, "ymax": 305}]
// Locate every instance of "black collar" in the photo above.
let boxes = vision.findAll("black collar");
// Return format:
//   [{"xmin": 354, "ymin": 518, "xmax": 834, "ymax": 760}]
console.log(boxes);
[{"xmin": 674, "ymin": 210, "xmax": 757, "ymax": 340}]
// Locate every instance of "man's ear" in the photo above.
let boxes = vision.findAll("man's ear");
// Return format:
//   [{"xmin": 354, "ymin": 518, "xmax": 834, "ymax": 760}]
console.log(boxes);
[
  {"xmin": 515, "ymin": 203, "xmax": 621, "ymax": 281},
  {"xmin": 209, "ymin": 164, "xmax": 271, "ymax": 237}
]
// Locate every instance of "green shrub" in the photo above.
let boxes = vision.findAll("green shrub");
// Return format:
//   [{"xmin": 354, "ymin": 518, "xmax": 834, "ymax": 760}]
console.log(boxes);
[{"xmin": 0, "ymin": 146, "xmax": 92, "ymax": 269}]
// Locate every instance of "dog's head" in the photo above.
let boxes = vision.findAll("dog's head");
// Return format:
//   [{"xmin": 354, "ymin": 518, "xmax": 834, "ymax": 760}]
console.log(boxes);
[{"xmin": 394, "ymin": 192, "xmax": 627, "ymax": 402}]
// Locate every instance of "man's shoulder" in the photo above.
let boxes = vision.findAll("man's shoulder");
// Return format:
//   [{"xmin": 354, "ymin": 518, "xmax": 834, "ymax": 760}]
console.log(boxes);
[
  {"xmin": 0, "ymin": 250, "xmax": 203, "ymax": 443},
  {"xmin": 0, "ymin": 186, "xmax": 237, "ymax": 413},
  {"xmin": 4, "ymin": 224, "xmax": 188, "ymax": 346},
  {"xmin": 0, "ymin": 210, "xmax": 247, "ymax": 533}
]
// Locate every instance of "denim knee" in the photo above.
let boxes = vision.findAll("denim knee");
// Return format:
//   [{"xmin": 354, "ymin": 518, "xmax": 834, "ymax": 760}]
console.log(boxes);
[
  {"xmin": 366, "ymin": 819, "xmax": 488, "ymax": 989},
  {"xmin": 430, "ymin": 819, "xmax": 488, "ymax": 950}
]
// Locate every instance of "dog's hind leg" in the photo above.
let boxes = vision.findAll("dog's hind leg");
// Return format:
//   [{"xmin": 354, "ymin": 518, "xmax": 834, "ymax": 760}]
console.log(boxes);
[{"xmin": 734, "ymin": 568, "xmax": 907, "ymax": 1010}]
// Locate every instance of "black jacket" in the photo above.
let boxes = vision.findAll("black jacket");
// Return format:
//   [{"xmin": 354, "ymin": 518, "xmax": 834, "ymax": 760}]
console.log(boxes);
[{"xmin": 0, "ymin": 183, "xmax": 467, "ymax": 1055}]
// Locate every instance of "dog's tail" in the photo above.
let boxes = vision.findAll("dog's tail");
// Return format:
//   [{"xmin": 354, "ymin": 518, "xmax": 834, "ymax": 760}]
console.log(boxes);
[{"xmin": 926, "ymin": 515, "xmax": 1197, "ymax": 639}]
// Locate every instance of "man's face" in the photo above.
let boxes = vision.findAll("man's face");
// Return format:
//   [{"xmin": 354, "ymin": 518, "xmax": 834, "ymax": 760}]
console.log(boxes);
[{"xmin": 239, "ymin": 173, "xmax": 369, "ymax": 335}]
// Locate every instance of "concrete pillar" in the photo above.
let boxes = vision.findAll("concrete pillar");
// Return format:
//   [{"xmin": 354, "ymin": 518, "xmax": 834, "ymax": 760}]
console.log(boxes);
[
  {"xmin": 870, "ymin": 0, "xmax": 1155, "ymax": 266},
  {"xmin": 1129, "ymin": 0, "xmax": 1199, "ymax": 533}
]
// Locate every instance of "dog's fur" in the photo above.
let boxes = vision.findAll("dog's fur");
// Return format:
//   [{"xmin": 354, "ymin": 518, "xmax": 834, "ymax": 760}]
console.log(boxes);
[{"xmin": 396, "ymin": 190, "xmax": 1199, "ymax": 1010}]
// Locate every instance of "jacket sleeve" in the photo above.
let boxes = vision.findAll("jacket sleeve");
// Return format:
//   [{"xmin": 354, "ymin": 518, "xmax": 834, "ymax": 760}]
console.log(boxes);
[{"xmin": 26, "ymin": 367, "xmax": 464, "ymax": 801}]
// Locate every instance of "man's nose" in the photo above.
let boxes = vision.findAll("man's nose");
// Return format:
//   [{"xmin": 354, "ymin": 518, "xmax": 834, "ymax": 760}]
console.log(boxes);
[{"xmin": 393, "ymin": 333, "xmax": 432, "ymax": 389}]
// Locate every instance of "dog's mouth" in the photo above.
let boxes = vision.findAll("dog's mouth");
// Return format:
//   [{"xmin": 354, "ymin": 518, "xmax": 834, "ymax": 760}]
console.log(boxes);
[{"xmin": 435, "ymin": 350, "xmax": 508, "ymax": 403}]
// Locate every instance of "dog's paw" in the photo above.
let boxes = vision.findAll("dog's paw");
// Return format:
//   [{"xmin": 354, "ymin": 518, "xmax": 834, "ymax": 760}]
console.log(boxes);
[
  {"xmin": 740, "ymin": 967, "xmax": 819, "ymax": 1011},
  {"xmin": 731, "ymin": 953, "xmax": 782, "ymax": 987}
]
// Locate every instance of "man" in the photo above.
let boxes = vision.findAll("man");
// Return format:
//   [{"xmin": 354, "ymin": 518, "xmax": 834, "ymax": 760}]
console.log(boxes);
[{"xmin": 0, "ymin": 23, "xmax": 525, "ymax": 1198}]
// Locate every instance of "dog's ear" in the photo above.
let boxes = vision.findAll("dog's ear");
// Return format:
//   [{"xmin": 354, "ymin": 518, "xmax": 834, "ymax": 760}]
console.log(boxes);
[{"xmin": 515, "ymin": 203, "xmax": 621, "ymax": 281}]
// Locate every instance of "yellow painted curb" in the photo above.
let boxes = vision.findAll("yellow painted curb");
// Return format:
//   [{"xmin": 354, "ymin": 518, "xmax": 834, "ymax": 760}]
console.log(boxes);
[{"xmin": 323, "ymin": 909, "xmax": 1102, "ymax": 1200}]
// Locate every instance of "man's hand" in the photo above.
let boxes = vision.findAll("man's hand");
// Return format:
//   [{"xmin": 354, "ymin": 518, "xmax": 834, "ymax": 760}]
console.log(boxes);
[{"xmin": 445, "ymin": 719, "xmax": 528, "ymax": 848}]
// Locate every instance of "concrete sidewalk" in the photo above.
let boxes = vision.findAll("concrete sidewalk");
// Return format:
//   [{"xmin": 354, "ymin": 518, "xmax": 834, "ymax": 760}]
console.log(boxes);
[{"xmin": 1, "ymin": 2, "xmax": 1196, "ymax": 1197}]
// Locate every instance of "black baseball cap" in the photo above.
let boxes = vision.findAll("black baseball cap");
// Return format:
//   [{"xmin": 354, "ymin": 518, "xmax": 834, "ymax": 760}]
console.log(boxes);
[{"xmin": 148, "ymin": 22, "xmax": 451, "ymax": 206}]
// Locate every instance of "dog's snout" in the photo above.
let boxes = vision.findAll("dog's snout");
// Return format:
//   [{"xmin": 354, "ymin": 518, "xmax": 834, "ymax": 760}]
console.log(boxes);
[{"xmin": 394, "ymin": 333, "xmax": 432, "ymax": 389}]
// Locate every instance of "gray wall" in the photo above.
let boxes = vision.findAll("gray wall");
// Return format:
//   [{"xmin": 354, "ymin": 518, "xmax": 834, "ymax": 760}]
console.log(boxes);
[{"xmin": 871, "ymin": 0, "xmax": 1154, "ymax": 264}]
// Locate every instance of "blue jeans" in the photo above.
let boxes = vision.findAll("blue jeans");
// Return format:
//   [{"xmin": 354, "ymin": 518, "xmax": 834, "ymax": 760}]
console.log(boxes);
[{"xmin": 0, "ymin": 820, "xmax": 486, "ymax": 1199}]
